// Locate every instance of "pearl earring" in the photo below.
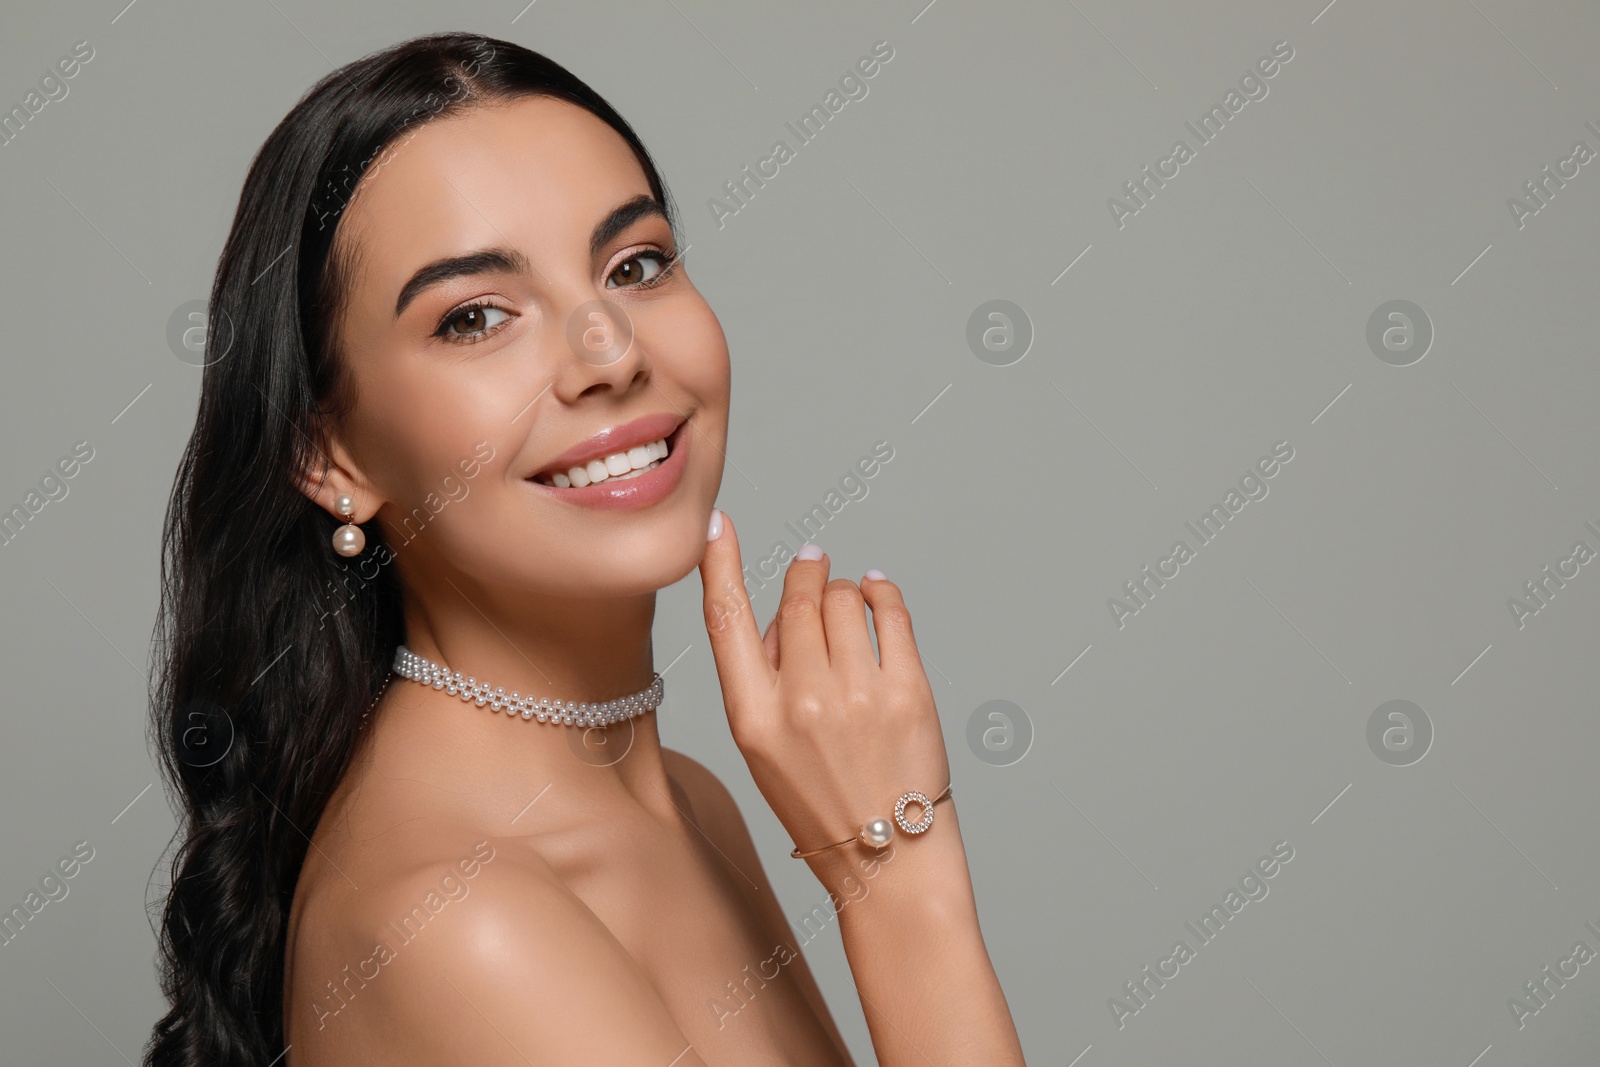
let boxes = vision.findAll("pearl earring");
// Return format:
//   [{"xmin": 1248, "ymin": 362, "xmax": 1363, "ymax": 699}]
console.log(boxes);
[{"xmin": 331, "ymin": 493, "xmax": 366, "ymax": 558}]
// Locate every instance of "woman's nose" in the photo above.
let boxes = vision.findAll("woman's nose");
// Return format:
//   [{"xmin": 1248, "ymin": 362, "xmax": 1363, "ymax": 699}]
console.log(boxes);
[{"xmin": 549, "ymin": 292, "xmax": 649, "ymax": 400}]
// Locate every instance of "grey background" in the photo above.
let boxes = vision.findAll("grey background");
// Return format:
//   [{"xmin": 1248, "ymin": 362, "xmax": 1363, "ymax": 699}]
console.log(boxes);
[{"xmin": 1, "ymin": 0, "xmax": 1596, "ymax": 1063}]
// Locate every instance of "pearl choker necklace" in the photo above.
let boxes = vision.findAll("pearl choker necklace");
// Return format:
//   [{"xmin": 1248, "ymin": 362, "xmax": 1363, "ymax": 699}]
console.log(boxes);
[{"xmin": 392, "ymin": 645, "xmax": 664, "ymax": 727}]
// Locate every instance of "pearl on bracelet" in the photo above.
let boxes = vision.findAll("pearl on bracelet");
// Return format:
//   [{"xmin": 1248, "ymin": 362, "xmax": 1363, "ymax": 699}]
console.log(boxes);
[{"xmin": 857, "ymin": 817, "xmax": 895, "ymax": 849}]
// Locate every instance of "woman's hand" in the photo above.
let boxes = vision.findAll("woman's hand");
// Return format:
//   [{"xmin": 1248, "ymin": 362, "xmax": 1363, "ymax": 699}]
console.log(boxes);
[
  {"xmin": 698, "ymin": 510, "xmax": 1027, "ymax": 1066},
  {"xmin": 697, "ymin": 509, "xmax": 953, "ymax": 883}
]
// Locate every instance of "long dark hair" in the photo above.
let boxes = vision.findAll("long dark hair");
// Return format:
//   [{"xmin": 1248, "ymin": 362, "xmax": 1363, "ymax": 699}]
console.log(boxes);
[{"xmin": 145, "ymin": 32, "xmax": 677, "ymax": 1066}]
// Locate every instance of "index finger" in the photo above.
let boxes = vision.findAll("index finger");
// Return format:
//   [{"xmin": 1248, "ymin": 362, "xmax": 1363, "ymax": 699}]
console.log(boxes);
[{"xmin": 698, "ymin": 509, "xmax": 774, "ymax": 690}]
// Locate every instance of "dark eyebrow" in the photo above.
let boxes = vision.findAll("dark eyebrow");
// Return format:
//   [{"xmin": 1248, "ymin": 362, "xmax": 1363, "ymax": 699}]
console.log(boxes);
[
  {"xmin": 393, "ymin": 194, "xmax": 670, "ymax": 320},
  {"xmin": 394, "ymin": 247, "xmax": 531, "ymax": 319},
  {"xmin": 590, "ymin": 194, "xmax": 668, "ymax": 259}
]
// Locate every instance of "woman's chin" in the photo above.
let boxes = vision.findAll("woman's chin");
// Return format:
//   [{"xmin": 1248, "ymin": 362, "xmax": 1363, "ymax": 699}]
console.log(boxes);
[{"xmin": 488, "ymin": 524, "xmax": 715, "ymax": 599}]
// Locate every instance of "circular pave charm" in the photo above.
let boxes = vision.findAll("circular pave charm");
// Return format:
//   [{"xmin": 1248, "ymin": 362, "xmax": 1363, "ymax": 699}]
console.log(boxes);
[{"xmin": 893, "ymin": 790, "xmax": 934, "ymax": 834}]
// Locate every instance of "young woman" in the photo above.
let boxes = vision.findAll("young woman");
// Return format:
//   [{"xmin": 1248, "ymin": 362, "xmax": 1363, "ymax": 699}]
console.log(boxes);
[{"xmin": 146, "ymin": 31, "xmax": 1025, "ymax": 1066}]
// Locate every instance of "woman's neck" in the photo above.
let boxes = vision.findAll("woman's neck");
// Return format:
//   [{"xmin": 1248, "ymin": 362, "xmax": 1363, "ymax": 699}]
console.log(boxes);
[
  {"xmin": 367, "ymin": 582, "xmax": 682, "ymax": 831},
  {"xmin": 400, "ymin": 580, "xmax": 660, "ymax": 701}
]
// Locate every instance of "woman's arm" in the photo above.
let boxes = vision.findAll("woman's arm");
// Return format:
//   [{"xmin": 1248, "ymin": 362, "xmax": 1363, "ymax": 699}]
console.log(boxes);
[
  {"xmin": 697, "ymin": 512, "xmax": 1027, "ymax": 1066},
  {"xmin": 807, "ymin": 805, "xmax": 1025, "ymax": 1065}
]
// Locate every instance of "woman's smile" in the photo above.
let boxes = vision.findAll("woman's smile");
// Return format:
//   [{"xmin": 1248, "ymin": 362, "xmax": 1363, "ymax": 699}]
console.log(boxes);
[{"xmin": 526, "ymin": 413, "xmax": 692, "ymax": 510}]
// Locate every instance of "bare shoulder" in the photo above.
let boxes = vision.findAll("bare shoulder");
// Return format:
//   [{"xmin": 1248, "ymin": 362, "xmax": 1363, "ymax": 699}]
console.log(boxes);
[
  {"xmin": 662, "ymin": 747, "xmax": 750, "ymax": 839},
  {"xmin": 661, "ymin": 748, "xmax": 861, "ymax": 1066},
  {"xmin": 286, "ymin": 836, "xmax": 706, "ymax": 1066},
  {"xmin": 662, "ymin": 747, "xmax": 786, "ymax": 921},
  {"xmin": 661, "ymin": 747, "xmax": 782, "ymax": 889}
]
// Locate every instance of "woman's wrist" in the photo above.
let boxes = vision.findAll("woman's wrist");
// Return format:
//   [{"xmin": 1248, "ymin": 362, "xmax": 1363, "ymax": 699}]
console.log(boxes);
[
  {"xmin": 801, "ymin": 801, "xmax": 979, "ymax": 919},
  {"xmin": 812, "ymin": 809, "xmax": 1027, "ymax": 1066}
]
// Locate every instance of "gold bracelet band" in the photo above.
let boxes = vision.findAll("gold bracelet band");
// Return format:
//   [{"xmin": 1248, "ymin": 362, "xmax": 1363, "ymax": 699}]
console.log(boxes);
[{"xmin": 790, "ymin": 783, "xmax": 953, "ymax": 859}]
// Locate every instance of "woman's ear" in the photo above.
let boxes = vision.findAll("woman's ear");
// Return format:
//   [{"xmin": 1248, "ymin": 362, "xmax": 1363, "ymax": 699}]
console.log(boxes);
[{"xmin": 294, "ymin": 423, "xmax": 382, "ymax": 523}]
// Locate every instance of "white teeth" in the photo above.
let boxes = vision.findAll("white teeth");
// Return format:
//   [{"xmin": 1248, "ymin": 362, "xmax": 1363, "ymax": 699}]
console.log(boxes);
[
  {"xmin": 536, "ymin": 435, "xmax": 670, "ymax": 487},
  {"xmin": 609, "ymin": 460, "xmax": 661, "ymax": 481}
]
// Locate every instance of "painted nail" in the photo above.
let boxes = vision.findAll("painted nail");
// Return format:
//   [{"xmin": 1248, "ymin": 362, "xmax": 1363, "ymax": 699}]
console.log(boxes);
[
  {"xmin": 796, "ymin": 544, "xmax": 823, "ymax": 561},
  {"xmin": 864, "ymin": 568, "xmax": 886, "ymax": 581},
  {"xmin": 706, "ymin": 508, "xmax": 723, "ymax": 541}
]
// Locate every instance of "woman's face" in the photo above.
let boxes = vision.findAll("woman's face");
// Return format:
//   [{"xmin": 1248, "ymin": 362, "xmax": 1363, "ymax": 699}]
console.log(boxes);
[{"xmin": 320, "ymin": 94, "xmax": 729, "ymax": 600}]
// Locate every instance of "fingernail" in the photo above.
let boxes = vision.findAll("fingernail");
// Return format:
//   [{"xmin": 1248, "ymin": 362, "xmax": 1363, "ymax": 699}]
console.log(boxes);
[
  {"xmin": 796, "ymin": 543, "xmax": 823, "ymax": 561},
  {"xmin": 864, "ymin": 568, "xmax": 886, "ymax": 581},
  {"xmin": 706, "ymin": 508, "xmax": 723, "ymax": 541}
]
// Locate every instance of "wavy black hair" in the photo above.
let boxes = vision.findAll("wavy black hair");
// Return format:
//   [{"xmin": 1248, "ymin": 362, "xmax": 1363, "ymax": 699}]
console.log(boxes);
[{"xmin": 145, "ymin": 32, "xmax": 677, "ymax": 1066}]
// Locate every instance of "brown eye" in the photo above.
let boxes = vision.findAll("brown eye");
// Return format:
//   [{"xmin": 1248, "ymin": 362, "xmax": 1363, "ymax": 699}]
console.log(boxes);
[
  {"xmin": 452, "ymin": 307, "xmax": 488, "ymax": 333},
  {"xmin": 606, "ymin": 251, "xmax": 672, "ymax": 289},
  {"xmin": 437, "ymin": 303, "xmax": 510, "ymax": 342}
]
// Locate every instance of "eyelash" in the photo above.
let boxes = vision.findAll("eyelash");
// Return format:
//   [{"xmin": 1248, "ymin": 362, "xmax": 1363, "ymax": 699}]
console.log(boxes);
[{"xmin": 432, "ymin": 247, "xmax": 682, "ymax": 346}]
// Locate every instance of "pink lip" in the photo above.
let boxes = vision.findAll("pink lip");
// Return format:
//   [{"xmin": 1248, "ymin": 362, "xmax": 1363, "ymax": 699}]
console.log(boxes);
[
  {"xmin": 526, "ymin": 418, "xmax": 691, "ymax": 511},
  {"xmin": 534, "ymin": 411, "xmax": 684, "ymax": 475}
]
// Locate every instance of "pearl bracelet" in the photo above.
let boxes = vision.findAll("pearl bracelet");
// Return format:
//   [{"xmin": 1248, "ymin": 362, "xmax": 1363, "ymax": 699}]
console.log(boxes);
[{"xmin": 790, "ymin": 783, "xmax": 953, "ymax": 859}]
